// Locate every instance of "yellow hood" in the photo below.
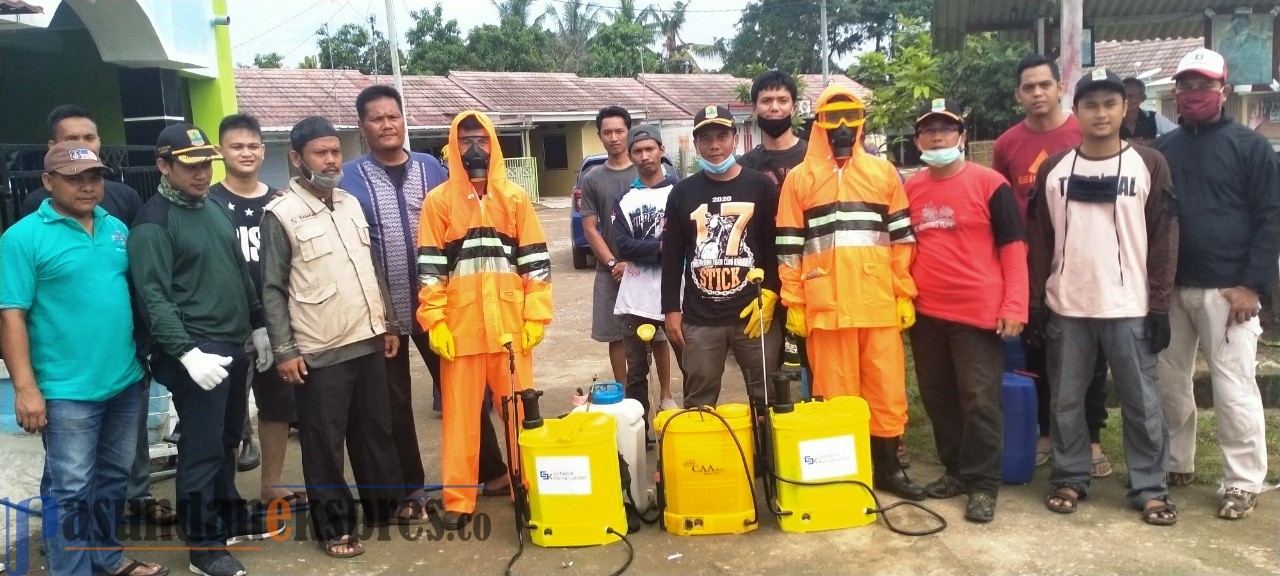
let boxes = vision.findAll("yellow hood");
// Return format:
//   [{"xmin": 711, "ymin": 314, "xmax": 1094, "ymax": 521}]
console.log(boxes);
[
  {"xmin": 806, "ymin": 83, "xmax": 868, "ymax": 163},
  {"xmin": 445, "ymin": 110, "xmax": 508, "ymax": 185}
]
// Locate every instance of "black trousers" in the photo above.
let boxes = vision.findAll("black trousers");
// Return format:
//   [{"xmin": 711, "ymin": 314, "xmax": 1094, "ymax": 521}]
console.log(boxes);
[
  {"xmin": 387, "ymin": 332, "xmax": 506, "ymax": 489},
  {"xmin": 295, "ymin": 352, "xmax": 403, "ymax": 541},
  {"xmin": 911, "ymin": 314, "xmax": 1005, "ymax": 495},
  {"xmin": 619, "ymin": 315, "xmax": 656, "ymax": 430},
  {"xmin": 1023, "ymin": 334, "xmax": 1109, "ymax": 443},
  {"xmin": 151, "ymin": 339, "xmax": 251, "ymax": 551}
]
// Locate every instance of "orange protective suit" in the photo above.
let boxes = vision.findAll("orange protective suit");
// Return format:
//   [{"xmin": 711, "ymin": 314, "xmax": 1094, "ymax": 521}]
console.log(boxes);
[
  {"xmin": 776, "ymin": 84, "xmax": 917, "ymax": 437},
  {"xmin": 417, "ymin": 111, "xmax": 553, "ymax": 514}
]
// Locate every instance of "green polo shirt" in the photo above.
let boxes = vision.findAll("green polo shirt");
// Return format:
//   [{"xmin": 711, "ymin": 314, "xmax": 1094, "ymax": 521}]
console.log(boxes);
[{"xmin": 0, "ymin": 200, "xmax": 143, "ymax": 401}]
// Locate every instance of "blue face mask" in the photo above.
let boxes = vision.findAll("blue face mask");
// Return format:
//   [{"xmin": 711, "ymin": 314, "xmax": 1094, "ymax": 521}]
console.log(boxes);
[
  {"xmin": 919, "ymin": 146, "xmax": 963, "ymax": 168},
  {"xmin": 699, "ymin": 154, "xmax": 738, "ymax": 174}
]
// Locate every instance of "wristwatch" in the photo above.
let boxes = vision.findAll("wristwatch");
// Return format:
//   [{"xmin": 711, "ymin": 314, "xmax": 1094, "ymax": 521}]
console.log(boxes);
[{"xmin": 606, "ymin": 258, "xmax": 618, "ymax": 269}]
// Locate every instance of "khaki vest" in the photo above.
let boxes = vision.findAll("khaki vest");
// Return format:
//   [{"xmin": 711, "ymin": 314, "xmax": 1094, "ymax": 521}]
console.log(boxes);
[{"xmin": 265, "ymin": 179, "xmax": 387, "ymax": 354}]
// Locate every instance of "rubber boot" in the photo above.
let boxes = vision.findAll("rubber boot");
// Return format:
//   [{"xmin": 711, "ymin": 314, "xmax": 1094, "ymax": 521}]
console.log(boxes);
[{"xmin": 871, "ymin": 435, "xmax": 926, "ymax": 501}]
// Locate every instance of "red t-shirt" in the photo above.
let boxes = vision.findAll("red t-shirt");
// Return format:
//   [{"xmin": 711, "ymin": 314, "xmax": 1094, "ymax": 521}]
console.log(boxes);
[
  {"xmin": 906, "ymin": 162, "xmax": 1029, "ymax": 329},
  {"xmin": 992, "ymin": 114, "xmax": 1082, "ymax": 219}
]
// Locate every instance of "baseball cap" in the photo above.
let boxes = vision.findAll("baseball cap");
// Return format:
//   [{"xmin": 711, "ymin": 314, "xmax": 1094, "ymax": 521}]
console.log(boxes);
[
  {"xmin": 914, "ymin": 98, "xmax": 965, "ymax": 133},
  {"xmin": 1074, "ymin": 67, "xmax": 1126, "ymax": 104},
  {"xmin": 693, "ymin": 105, "xmax": 735, "ymax": 134},
  {"xmin": 1173, "ymin": 47, "xmax": 1226, "ymax": 81},
  {"xmin": 627, "ymin": 124, "xmax": 663, "ymax": 150},
  {"xmin": 155, "ymin": 123, "xmax": 222, "ymax": 165},
  {"xmin": 44, "ymin": 141, "xmax": 107, "ymax": 175}
]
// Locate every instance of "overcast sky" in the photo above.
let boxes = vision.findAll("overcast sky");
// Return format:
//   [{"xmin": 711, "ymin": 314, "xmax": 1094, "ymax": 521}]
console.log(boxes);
[{"xmin": 225, "ymin": 0, "xmax": 752, "ymax": 71}]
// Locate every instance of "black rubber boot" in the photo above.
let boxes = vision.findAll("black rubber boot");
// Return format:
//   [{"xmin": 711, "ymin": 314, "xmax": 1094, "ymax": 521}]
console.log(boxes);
[{"xmin": 871, "ymin": 435, "xmax": 926, "ymax": 501}]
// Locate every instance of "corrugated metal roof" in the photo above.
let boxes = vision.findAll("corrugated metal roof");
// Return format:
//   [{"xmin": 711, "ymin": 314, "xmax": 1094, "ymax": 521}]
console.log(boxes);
[{"xmin": 933, "ymin": 0, "xmax": 1243, "ymax": 50}]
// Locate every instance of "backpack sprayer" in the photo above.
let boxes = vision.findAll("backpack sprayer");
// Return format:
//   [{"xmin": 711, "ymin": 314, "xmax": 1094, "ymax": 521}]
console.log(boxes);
[{"xmin": 497, "ymin": 334, "xmax": 635, "ymax": 576}]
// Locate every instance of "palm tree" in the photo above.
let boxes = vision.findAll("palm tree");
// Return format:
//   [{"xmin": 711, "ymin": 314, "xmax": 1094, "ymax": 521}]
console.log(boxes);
[
  {"xmin": 611, "ymin": 0, "xmax": 657, "ymax": 32},
  {"xmin": 491, "ymin": 0, "xmax": 545, "ymax": 28},
  {"xmin": 545, "ymin": 0, "xmax": 602, "ymax": 73},
  {"xmin": 654, "ymin": 1, "xmax": 716, "ymax": 73}
]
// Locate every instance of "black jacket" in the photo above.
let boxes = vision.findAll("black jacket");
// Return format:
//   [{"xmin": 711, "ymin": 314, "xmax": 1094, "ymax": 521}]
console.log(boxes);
[{"xmin": 1155, "ymin": 116, "xmax": 1280, "ymax": 294}]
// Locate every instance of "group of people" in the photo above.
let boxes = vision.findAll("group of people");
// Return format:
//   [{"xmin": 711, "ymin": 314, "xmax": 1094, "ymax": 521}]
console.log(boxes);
[
  {"xmin": 0, "ymin": 44, "xmax": 1273, "ymax": 576},
  {"xmin": 1, "ymin": 87, "xmax": 548, "ymax": 576}
]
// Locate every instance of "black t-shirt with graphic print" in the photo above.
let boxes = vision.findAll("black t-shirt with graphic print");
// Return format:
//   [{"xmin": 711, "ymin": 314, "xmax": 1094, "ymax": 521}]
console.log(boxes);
[{"xmin": 208, "ymin": 183, "xmax": 277, "ymax": 296}]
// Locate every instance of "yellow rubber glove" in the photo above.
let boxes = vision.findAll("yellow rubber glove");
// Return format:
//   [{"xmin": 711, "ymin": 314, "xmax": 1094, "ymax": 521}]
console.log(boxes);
[
  {"xmin": 785, "ymin": 305, "xmax": 808, "ymax": 337},
  {"xmin": 896, "ymin": 297, "xmax": 916, "ymax": 331},
  {"xmin": 522, "ymin": 321, "xmax": 546, "ymax": 350},
  {"xmin": 739, "ymin": 289, "xmax": 779, "ymax": 339},
  {"xmin": 428, "ymin": 322, "xmax": 455, "ymax": 362}
]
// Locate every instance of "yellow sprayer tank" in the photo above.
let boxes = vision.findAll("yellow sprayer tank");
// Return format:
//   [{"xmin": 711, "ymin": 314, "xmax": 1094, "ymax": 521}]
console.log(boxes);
[
  {"xmin": 771, "ymin": 395, "xmax": 876, "ymax": 532},
  {"xmin": 654, "ymin": 403, "xmax": 757, "ymax": 536},
  {"xmin": 520, "ymin": 411, "xmax": 627, "ymax": 547}
]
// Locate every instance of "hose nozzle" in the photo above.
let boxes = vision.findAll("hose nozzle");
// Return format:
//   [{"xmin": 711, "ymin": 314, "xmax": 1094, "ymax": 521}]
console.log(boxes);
[{"xmin": 746, "ymin": 267, "xmax": 765, "ymax": 285}]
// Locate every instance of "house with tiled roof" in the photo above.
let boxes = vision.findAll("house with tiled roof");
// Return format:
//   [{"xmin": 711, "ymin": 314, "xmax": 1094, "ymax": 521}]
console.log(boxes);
[{"xmin": 234, "ymin": 68, "xmax": 872, "ymax": 197}]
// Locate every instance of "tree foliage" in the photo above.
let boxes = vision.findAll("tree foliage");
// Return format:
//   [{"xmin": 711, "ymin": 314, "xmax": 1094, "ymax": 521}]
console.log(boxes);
[
  {"xmin": 545, "ymin": 0, "xmax": 603, "ymax": 74},
  {"xmin": 404, "ymin": 3, "xmax": 469, "ymax": 75},
  {"xmin": 584, "ymin": 21, "xmax": 661, "ymax": 77},
  {"xmin": 938, "ymin": 33, "xmax": 1030, "ymax": 140},
  {"xmin": 315, "ymin": 22, "xmax": 395, "ymax": 74},
  {"xmin": 298, "ymin": 55, "xmax": 319, "ymax": 69},
  {"xmin": 465, "ymin": 22, "xmax": 556, "ymax": 72},
  {"xmin": 252, "ymin": 52, "xmax": 284, "ymax": 68},
  {"xmin": 846, "ymin": 18, "xmax": 941, "ymax": 152},
  {"xmin": 654, "ymin": 1, "xmax": 715, "ymax": 73}
]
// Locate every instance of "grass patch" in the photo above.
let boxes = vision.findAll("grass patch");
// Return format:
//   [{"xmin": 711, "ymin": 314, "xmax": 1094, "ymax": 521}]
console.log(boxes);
[{"xmin": 901, "ymin": 343, "xmax": 1280, "ymax": 486}]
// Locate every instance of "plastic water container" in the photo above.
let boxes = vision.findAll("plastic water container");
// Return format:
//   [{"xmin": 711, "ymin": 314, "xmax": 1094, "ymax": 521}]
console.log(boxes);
[
  {"xmin": 146, "ymin": 380, "xmax": 173, "ymax": 445},
  {"xmin": 520, "ymin": 411, "xmax": 628, "ymax": 547},
  {"xmin": 1003, "ymin": 337, "xmax": 1026, "ymax": 372},
  {"xmin": 571, "ymin": 382, "xmax": 646, "ymax": 506},
  {"xmin": 654, "ymin": 403, "xmax": 757, "ymax": 535},
  {"xmin": 771, "ymin": 395, "xmax": 876, "ymax": 532},
  {"xmin": 0, "ymin": 361, "xmax": 21, "ymax": 434},
  {"xmin": 1002, "ymin": 372, "xmax": 1037, "ymax": 484}
]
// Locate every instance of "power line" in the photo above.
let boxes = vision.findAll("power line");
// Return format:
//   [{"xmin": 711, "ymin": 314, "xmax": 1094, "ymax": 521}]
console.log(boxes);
[
  {"xmin": 232, "ymin": 2, "xmax": 322, "ymax": 49},
  {"xmin": 540, "ymin": 0, "xmax": 819, "ymax": 14}
]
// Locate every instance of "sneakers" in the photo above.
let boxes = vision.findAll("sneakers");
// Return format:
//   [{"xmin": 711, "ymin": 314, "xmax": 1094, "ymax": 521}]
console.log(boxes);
[
  {"xmin": 227, "ymin": 516, "xmax": 286, "ymax": 546},
  {"xmin": 925, "ymin": 474, "xmax": 967, "ymax": 499},
  {"xmin": 965, "ymin": 492, "xmax": 997, "ymax": 523},
  {"xmin": 189, "ymin": 550, "xmax": 246, "ymax": 576},
  {"xmin": 659, "ymin": 398, "xmax": 680, "ymax": 411},
  {"xmin": 1219, "ymin": 487, "xmax": 1258, "ymax": 520}
]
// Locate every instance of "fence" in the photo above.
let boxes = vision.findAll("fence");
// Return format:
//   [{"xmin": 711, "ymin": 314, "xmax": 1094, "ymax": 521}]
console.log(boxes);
[
  {"xmin": 504, "ymin": 156, "xmax": 539, "ymax": 203},
  {"xmin": 1, "ymin": 144, "xmax": 162, "ymax": 232}
]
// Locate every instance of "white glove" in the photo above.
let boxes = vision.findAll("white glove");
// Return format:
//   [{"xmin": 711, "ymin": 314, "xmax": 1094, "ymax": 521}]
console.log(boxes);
[
  {"xmin": 252, "ymin": 328, "xmax": 273, "ymax": 372},
  {"xmin": 180, "ymin": 348, "xmax": 233, "ymax": 391}
]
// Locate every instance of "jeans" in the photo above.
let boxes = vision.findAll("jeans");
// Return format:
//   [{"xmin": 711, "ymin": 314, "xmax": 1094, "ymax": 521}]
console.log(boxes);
[
  {"xmin": 42, "ymin": 380, "xmax": 143, "ymax": 575},
  {"xmin": 151, "ymin": 338, "xmax": 251, "ymax": 553},
  {"xmin": 126, "ymin": 377, "xmax": 156, "ymax": 504}
]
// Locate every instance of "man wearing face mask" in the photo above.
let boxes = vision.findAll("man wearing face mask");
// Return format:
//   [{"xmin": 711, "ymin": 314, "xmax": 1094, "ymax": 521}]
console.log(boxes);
[
  {"xmin": 661, "ymin": 105, "xmax": 780, "ymax": 409},
  {"xmin": 417, "ymin": 111, "xmax": 552, "ymax": 530},
  {"xmin": 905, "ymin": 99, "xmax": 1028, "ymax": 522},
  {"xmin": 1027, "ymin": 68, "xmax": 1179, "ymax": 526},
  {"xmin": 739, "ymin": 70, "xmax": 805, "ymax": 187},
  {"xmin": 1154, "ymin": 47, "xmax": 1279, "ymax": 520},
  {"xmin": 260, "ymin": 116, "xmax": 419, "ymax": 558},
  {"xmin": 129, "ymin": 123, "xmax": 278, "ymax": 576},
  {"xmin": 775, "ymin": 85, "xmax": 924, "ymax": 501}
]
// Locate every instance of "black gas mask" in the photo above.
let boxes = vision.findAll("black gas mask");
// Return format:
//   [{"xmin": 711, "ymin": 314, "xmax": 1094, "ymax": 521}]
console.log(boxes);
[
  {"xmin": 462, "ymin": 144, "xmax": 489, "ymax": 182},
  {"xmin": 828, "ymin": 126, "xmax": 855, "ymax": 160}
]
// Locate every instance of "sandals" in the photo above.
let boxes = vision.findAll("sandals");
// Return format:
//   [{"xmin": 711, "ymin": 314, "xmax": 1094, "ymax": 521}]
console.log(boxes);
[
  {"xmin": 1045, "ymin": 484, "xmax": 1085, "ymax": 514},
  {"xmin": 1142, "ymin": 499, "xmax": 1178, "ymax": 526},
  {"xmin": 111, "ymin": 559, "xmax": 169, "ymax": 576},
  {"xmin": 481, "ymin": 477, "xmax": 511, "ymax": 497},
  {"xmin": 321, "ymin": 535, "xmax": 364, "ymax": 559},
  {"xmin": 254, "ymin": 491, "xmax": 309, "ymax": 514},
  {"xmin": 1034, "ymin": 446, "xmax": 1051, "ymax": 467},
  {"xmin": 1090, "ymin": 455, "xmax": 1114, "ymax": 479},
  {"xmin": 123, "ymin": 499, "xmax": 177, "ymax": 526},
  {"xmin": 1166, "ymin": 471, "xmax": 1195, "ymax": 487},
  {"xmin": 390, "ymin": 493, "xmax": 433, "ymax": 525}
]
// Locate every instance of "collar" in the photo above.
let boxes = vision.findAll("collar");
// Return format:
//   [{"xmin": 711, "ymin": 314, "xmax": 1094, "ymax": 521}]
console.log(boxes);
[
  {"xmin": 37, "ymin": 198, "xmax": 106, "ymax": 224},
  {"xmin": 288, "ymin": 177, "xmax": 349, "ymax": 212},
  {"xmin": 631, "ymin": 173, "xmax": 679, "ymax": 189},
  {"xmin": 1177, "ymin": 113, "xmax": 1233, "ymax": 132}
]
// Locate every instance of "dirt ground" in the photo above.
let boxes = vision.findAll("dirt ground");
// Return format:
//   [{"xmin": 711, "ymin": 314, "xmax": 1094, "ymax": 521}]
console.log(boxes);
[{"xmin": 3, "ymin": 198, "xmax": 1278, "ymax": 576}]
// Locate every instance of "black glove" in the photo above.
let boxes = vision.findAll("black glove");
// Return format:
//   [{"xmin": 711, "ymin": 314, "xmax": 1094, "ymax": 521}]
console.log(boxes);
[
  {"xmin": 1025, "ymin": 306, "xmax": 1049, "ymax": 350},
  {"xmin": 1146, "ymin": 311, "xmax": 1171, "ymax": 354}
]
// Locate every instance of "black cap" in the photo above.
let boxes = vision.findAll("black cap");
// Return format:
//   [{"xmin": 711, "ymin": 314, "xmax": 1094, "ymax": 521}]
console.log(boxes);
[
  {"xmin": 627, "ymin": 124, "xmax": 663, "ymax": 150},
  {"xmin": 914, "ymin": 98, "xmax": 965, "ymax": 133},
  {"xmin": 1074, "ymin": 68, "xmax": 1126, "ymax": 104},
  {"xmin": 693, "ymin": 105, "xmax": 735, "ymax": 134},
  {"xmin": 155, "ymin": 123, "xmax": 222, "ymax": 165},
  {"xmin": 290, "ymin": 116, "xmax": 340, "ymax": 152}
]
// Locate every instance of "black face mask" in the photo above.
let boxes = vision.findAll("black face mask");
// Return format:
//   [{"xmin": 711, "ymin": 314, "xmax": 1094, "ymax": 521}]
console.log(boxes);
[
  {"xmin": 757, "ymin": 116, "xmax": 793, "ymax": 139},
  {"xmin": 1066, "ymin": 175, "xmax": 1120, "ymax": 203},
  {"xmin": 828, "ymin": 126, "xmax": 855, "ymax": 159},
  {"xmin": 462, "ymin": 144, "xmax": 489, "ymax": 182}
]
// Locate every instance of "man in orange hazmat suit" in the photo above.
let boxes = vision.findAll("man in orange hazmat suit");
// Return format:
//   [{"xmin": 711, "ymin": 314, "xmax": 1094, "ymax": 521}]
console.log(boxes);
[
  {"xmin": 775, "ymin": 84, "xmax": 925, "ymax": 500},
  {"xmin": 416, "ymin": 111, "xmax": 552, "ymax": 528}
]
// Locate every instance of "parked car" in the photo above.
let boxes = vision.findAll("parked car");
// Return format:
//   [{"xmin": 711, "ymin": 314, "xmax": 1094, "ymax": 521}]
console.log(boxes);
[{"xmin": 569, "ymin": 153, "xmax": 674, "ymax": 269}]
